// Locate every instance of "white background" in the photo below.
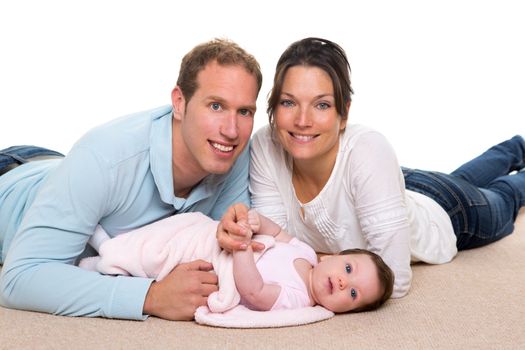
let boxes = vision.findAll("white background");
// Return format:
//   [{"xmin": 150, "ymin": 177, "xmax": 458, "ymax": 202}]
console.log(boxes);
[{"xmin": 1, "ymin": 0, "xmax": 524, "ymax": 172}]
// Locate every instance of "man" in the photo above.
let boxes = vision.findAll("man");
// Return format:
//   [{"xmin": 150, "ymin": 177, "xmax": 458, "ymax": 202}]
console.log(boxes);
[{"xmin": 0, "ymin": 38, "xmax": 262, "ymax": 321}]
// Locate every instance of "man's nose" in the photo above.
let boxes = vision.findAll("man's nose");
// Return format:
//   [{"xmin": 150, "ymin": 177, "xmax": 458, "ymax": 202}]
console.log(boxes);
[{"xmin": 221, "ymin": 113, "xmax": 238, "ymax": 139}]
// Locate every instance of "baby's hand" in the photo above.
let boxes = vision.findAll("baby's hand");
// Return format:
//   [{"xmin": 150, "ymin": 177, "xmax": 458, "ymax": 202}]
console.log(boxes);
[
  {"xmin": 238, "ymin": 219, "xmax": 254, "ymax": 241},
  {"xmin": 217, "ymin": 203, "xmax": 265, "ymax": 252},
  {"xmin": 247, "ymin": 209, "xmax": 261, "ymax": 234}
]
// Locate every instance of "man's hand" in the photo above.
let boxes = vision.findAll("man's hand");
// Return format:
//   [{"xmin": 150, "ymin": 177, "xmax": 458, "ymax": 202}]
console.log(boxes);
[
  {"xmin": 216, "ymin": 203, "xmax": 265, "ymax": 252},
  {"xmin": 142, "ymin": 259, "xmax": 218, "ymax": 321}
]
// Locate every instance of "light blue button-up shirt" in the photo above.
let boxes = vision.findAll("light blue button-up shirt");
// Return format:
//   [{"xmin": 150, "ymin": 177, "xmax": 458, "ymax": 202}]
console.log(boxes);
[{"xmin": 0, "ymin": 105, "xmax": 250, "ymax": 319}]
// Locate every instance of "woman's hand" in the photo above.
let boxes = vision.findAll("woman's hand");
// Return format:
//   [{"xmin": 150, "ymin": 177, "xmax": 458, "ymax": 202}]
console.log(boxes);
[{"xmin": 217, "ymin": 203, "xmax": 265, "ymax": 253}]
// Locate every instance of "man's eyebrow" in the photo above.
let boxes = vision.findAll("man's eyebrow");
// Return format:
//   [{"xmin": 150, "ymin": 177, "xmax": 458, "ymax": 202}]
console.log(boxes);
[
  {"xmin": 205, "ymin": 95, "xmax": 226, "ymax": 103},
  {"xmin": 240, "ymin": 104, "xmax": 257, "ymax": 112}
]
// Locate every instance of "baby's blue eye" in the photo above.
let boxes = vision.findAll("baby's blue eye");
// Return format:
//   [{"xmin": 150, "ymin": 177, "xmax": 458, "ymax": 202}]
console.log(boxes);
[
  {"xmin": 350, "ymin": 288, "xmax": 357, "ymax": 300},
  {"xmin": 345, "ymin": 263, "xmax": 352, "ymax": 273}
]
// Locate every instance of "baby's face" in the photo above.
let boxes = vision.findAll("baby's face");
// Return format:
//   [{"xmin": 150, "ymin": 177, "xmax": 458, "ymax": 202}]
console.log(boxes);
[{"xmin": 309, "ymin": 254, "xmax": 381, "ymax": 313}]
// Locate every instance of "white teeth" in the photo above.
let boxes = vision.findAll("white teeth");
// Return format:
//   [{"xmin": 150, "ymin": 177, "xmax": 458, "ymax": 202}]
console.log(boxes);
[
  {"xmin": 211, "ymin": 142, "xmax": 234, "ymax": 152},
  {"xmin": 292, "ymin": 133, "xmax": 315, "ymax": 141}
]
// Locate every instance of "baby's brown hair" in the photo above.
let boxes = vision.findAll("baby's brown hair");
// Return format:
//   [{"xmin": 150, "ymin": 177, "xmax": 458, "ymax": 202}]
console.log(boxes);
[{"xmin": 339, "ymin": 248, "xmax": 394, "ymax": 312}]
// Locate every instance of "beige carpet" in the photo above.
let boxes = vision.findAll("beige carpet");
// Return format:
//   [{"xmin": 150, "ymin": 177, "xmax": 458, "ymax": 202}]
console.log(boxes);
[{"xmin": 1, "ymin": 210, "xmax": 524, "ymax": 349}]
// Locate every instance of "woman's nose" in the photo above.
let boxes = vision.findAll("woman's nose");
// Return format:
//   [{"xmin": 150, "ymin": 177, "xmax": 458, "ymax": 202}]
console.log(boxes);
[{"xmin": 294, "ymin": 108, "xmax": 312, "ymax": 127}]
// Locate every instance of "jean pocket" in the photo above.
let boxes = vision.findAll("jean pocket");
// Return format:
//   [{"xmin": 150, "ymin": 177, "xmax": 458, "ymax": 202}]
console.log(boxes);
[{"xmin": 453, "ymin": 177, "xmax": 488, "ymax": 207}]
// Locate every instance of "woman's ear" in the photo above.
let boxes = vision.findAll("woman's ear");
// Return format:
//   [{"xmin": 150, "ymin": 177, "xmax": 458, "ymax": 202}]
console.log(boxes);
[
  {"xmin": 340, "ymin": 102, "xmax": 350, "ymax": 131},
  {"xmin": 340, "ymin": 118, "xmax": 347, "ymax": 132}
]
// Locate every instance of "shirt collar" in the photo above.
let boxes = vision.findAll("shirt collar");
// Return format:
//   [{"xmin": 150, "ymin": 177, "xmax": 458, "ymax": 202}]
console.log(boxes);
[{"xmin": 149, "ymin": 106, "xmax": 226, "ymax": 211}]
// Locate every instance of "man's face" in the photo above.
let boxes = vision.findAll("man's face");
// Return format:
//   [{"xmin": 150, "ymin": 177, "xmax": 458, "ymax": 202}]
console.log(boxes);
[{"xmin": 172, "ymin": 60, "xmax": 258, "ymax": 177}]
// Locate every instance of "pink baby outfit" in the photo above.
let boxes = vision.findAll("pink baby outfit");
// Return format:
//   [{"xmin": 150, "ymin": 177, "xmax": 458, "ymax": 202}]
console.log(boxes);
[{"xmin": 250, "ymin": 238, "xmax": 317, "ymax": 310}]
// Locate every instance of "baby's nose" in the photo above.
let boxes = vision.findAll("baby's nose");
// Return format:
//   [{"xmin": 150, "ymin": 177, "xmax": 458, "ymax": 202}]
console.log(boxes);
[{"xmin": 338, "ymin": 277, "xmax": 347, "ymax": 289}]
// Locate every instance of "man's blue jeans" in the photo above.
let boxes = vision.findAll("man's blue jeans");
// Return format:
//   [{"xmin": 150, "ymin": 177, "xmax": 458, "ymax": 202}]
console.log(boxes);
[
  {"xmin": 0, "ymin": 145, "xmax": 64, "ymax": 176},
  {"xmin": 403, "ymin": 135, "xmax": 525, "ymax": 250}
]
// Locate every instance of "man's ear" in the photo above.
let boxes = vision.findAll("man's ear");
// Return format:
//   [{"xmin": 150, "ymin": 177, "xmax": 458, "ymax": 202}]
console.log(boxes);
[{"xmin": 171, "ymin": 86, "xmax": 185, "ymax": 121}]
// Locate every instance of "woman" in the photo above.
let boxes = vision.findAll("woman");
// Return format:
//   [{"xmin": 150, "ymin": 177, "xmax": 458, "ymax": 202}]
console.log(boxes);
[{"xmin": 218, "ymin": 37, "xmax": 525, "ymax": 300}]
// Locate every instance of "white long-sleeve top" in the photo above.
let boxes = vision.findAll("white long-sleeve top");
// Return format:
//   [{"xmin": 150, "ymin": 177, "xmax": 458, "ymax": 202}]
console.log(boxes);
[{"xmin": 250, "ymin": 125, "xmax": 457, "ymax": 298}]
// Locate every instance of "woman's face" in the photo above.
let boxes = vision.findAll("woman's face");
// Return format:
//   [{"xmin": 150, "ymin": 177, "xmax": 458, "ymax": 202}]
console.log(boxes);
[{"xmin": 274, "ymin": 66, "xmax": 346, "ymax": 163}]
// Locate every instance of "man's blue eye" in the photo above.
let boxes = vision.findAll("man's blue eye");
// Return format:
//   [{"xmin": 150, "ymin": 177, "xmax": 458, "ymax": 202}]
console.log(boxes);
[
  {"xmin": 345, "ymin": 263, "xmax": 352, "ymax": 273},
  {"xmin": 211, "ymin": 103, "xmax": 221, "ymax": 111},
  {"xmin": 351, "ymin": 288, "xmax": 357, "ymax": 299},
  {"xmin": 239, "ymin": 109, "xmax": 252, "ymax": 117}
]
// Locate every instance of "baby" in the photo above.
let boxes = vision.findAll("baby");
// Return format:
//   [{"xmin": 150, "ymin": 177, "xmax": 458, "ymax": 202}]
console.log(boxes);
[
  {"xmin": 80, "ymin": 210, "xmax": 393, "ymax": 313},
  {"xmin": 233, "ymin": 209, "xmax": 394, "ymax": 313}
]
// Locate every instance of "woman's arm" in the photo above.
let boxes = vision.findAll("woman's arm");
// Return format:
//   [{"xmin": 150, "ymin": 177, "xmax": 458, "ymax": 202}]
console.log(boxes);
[{"xmin": 348, "ymin": 130, "xmax": 412, "ymax": 298}]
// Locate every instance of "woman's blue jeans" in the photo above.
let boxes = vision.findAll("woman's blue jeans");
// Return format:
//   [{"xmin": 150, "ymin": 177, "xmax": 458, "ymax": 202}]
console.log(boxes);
[
  {"xmin": 403, "ymin": 135, "xmax": 525, "ymax": 250},
  {"xmin": 0, "ymin": 145, "xmax": 64, "ymax": 175}
]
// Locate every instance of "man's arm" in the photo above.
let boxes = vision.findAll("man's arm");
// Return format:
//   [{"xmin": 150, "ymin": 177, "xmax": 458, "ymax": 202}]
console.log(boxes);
[
  {"xmin": 1, "ymin": 145, "xmax": 218, "ymax": 321},
  {"xmin": 80, "ymin": 214, "xmax": 222, "ymax": 321},
  {"xmin": 0, "ymin": 148, "xmax": 152, "ymax": 319},
  {"xmin": 1, "ymin": 150, "xmax": 219, "ymax": 321}
]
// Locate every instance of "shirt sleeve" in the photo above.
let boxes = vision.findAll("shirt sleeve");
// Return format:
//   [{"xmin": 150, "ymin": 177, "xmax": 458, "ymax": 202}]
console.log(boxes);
[
  {"xmin": 0, "ymin": 146, "xmax": 153, "ymax": 320},
  {"xmin": 347, "ymin": 131, "xmax": 412, "ymax": 298},
  {"xmin": 289, "ymin": 238, "xmax": 318, "ymax": 267}
]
